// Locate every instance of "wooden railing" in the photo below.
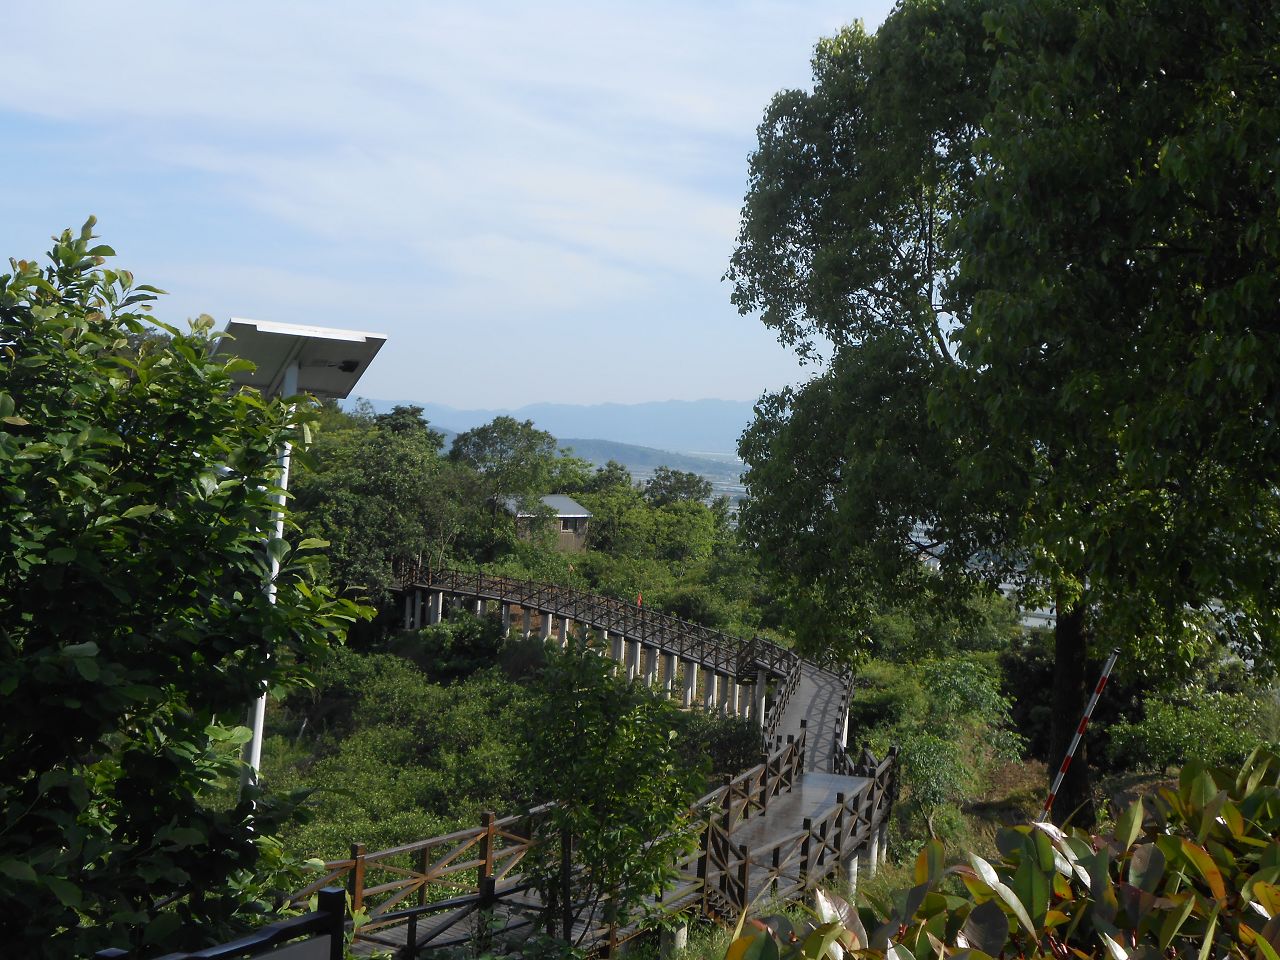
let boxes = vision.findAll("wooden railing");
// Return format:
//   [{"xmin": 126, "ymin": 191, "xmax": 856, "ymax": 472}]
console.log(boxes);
[
  {"xmin": 289, "ymin": 731, "xmax": 826, "ymax": 953},
  {"xmin": 411, "ymin": 568, "xmax": 801, "ymax": 681},
  {"xmin": 694, "ymin": 742, "xmax": 899, "ymax": 917},
  {"xmin": 763, "ymin": 659, "xmax": 803, "ymax": 750}
]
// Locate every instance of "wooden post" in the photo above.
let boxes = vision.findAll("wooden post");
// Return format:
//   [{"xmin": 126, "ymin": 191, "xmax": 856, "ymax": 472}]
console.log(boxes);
[
  {"xmin": 759, "ymin": 752, "xmax": 771, "ymax": 812},
  {"xmin": 835, "ymin": 792, "xmax": 847, "ymax": 868},
  {"xmin": 349, "ymin": 842, "xmax": 366, "ymax": 916},
  {"xmin": 317, "ymin": 887, "xmax": 346, "ymax": 960},
  {"xmin": 736, "ymin": 843, "xmax": 750, "ymax": 913},
  {"xmin": 478, "ymin": 811, "xmax": 496, "ymax": 901},
  {"xmin": 800, "ymin": 818, "xmax": 813, "ymax": 887},
  {"xmin": 407, "ymin": 847, "xmax": 426, "ymax": 952}
]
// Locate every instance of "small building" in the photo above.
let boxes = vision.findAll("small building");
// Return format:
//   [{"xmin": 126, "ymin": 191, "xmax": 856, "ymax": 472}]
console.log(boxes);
[{"xmin": 500, "ymin": 494, "xmax": 593, "ymax": 552}]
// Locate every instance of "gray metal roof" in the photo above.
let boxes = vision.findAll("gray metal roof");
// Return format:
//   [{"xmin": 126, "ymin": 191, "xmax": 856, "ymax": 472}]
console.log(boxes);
[{"xmin": 499, "ymin": 494, "xmax": 592, "ymax": 519}]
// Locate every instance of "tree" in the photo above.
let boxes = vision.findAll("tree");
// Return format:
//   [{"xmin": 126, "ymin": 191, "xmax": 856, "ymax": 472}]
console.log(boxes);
[
  {"xmin": 643, "ymin": 466, "xmax": 712, "ymax": 507},
  {"xmin": 586, "ymin": 459, "xmax": 633, "ymax": 492},
  {"xmin": 731, "ymin": 0, "xmax": 1006, "ymax": 660},
  {"xmin": 0, "ymin": 221, "xmax": 366, "ymax": 955},
  {"xmin": 520, "ymin": 643, "xmax": 704, "ymax": 947},
  {"xmin": 732, "ymin": 0, "xmax": 1280, "ymax": 823},
  {"xmin": 293, "ymin": 404, "xmax": 473, "ymax": 597},
  {"xmin": 449, "ymin": 416, "xmax": 560, "ymax": 499},
  {"xmin": 944, "ymin": 0, "xmax": 1280, "ymax": 820}
]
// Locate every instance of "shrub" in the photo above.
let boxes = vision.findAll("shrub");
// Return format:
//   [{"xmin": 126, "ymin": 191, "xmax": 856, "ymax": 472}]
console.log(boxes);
[{"xmin": 1109, "ymin": 689, "xmax": 1273, "ymax": 774}]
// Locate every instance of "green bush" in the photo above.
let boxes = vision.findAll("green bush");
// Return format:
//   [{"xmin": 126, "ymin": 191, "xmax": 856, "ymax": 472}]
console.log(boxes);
[{"xmin": 1109, "ymin": 689, "xmax": 1274, "ymax": 774}]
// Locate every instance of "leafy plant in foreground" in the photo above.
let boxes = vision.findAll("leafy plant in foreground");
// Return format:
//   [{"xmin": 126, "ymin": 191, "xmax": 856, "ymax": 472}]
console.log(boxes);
[{"xmin": 726, "ymin": 748, "xmax": 1280, "ymax": 958}]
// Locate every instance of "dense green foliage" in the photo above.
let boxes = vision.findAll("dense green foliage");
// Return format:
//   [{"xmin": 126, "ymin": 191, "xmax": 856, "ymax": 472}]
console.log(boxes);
[
  {"xmin": 521, "ymin": 642, "xmax": 706, "ymax": 944},
  {"xmin": 265, "ymin": 646, "xmax": 531, "ymax": 857},
  {"xmin": 0, "ymin": 222, "xmax": 365, "ymax": 956},
  {"xmin": 730, "ymin": 0, "xmax": 1280, "ymax": 822}
]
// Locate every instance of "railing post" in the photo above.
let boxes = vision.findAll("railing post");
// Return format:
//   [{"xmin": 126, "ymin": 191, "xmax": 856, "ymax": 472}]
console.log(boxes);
[
  {"xmin": 834, "ymin": 791, "xmax": 846, "ymax": 868},
  {"xmin": 771, "ymin": 846, "xmax": 781, "ymax": 897},
  {"xmin": 407, "ymin": 847, "xmax": 426, "ymax": 952},
  {"xmin": 759, "ymin": 752, "xmax": 771, "ymax": 812},
  {"xmin": 317, "ymin": 886, "xmax": 347, "ymax": 960},
  {"xmin": 696, "ymin": 815, "xmax": 711, "ymax": 912},
  {"xmin": 721, "ymin": 774, "xmax": 734, "ymax": 833},
  {"xmin": 800, "ymin": 818, "xmax": 813, "ymax": 888},
  {"xmin": 479, "ymin": 811, "xmax": 496, "ymax": 902},
  {"xmin": 736, "ymin": 843, "xmax": 750, "ymax": 913},
  {"xmin": 348, "ymin": 842, "xmax": 366, "ymax": 916}
]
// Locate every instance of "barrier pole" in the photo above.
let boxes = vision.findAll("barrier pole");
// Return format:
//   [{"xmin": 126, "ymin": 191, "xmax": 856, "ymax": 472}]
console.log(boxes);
[{"xmin": 1039, "ymin": 647, "xmax": 1119, "ymax": 822}]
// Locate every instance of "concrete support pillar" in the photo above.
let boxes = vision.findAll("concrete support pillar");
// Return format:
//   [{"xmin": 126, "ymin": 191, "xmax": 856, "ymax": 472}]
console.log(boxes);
[
  {"xmin": 558, "ymin": 617, "xmax": 569, "ymax": 647},
  {"xmin": 659, "ymin": 923, "xmax": 689, "ymax": 959},
  {"xmin": 842, "ymin": 851, "xmax": 859, "ymax": 896},
  {"xmin": 726, "ymin": 681, "xmax": 740, "ymax": 717},
  {"xmin": 474, "ymin": 598, "xmax": 484, "ymax": 616},
  {"xmin": 703, "ymin": 669, "xmax": 718, "ymax": 711},
  {"xmin": 878, "ymin": 821, "xmax": 889, "ymax": 866},
  {"xmin": 863, "ymin": 825, "xmax": 880, "ymax": 879},
  {"xmin": 661, "ymin": 652, "xmax": 676, "ymax": 696},
  {"xmin": 540, "ymin": 612, "xmax": 552, "ymax": 641},
  {"xmin": 429, "ymin": 591, "xmax": 443, "ymax": 625},
  {"xmin": 643, "ymin": 646, "xmax": 659, "ymax": 686},
  {"xmin": 522, "ymin": 608, "xmax": 532, "ymax": 640},
  {"xmin": 403, "ymin": 592, "xmax": 414, "ymax": 629},
  {"xmin": 626, "ymin": 639, "xmax": 642, "ymax": 680},
  {"xmin": 610, "ymin": 631, "xmax": 624, "ymax": 665},
  {"xmin": 683, "ymin": 661, "xmax": 698, "ymax": 708},
  {"xmin": 501, "ymin": 603, "xmax": 511, "ymax": 634}
]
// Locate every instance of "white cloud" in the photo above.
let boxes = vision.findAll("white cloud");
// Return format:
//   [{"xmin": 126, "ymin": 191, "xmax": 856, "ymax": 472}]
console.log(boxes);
[{"xmin": 0, "ymin": 0, "xmax": 893, "ymax": 405}]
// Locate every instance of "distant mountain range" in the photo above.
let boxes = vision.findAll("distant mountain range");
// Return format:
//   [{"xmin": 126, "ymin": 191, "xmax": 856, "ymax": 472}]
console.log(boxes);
[
  {"xmin": 354, "ymin": 398, "xmax": 755, "ymax": 456},
  {"xmin": 557, "ymin": 438, "xmax": 743, "ymax": 484}
]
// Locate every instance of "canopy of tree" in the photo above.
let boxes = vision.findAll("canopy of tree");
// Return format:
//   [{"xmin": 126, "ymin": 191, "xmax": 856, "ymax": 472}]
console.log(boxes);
[
  {"xmin": 0, "ymin": 222, "xmax": 365, "ymax": 956},
  {"xmin": 731, "ymin": 0, "xmax": 1280, "ymax": 823}
]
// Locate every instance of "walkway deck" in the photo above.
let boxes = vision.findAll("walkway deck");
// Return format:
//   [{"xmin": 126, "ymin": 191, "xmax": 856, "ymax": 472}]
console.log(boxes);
[{"xmin": 290, "ymin": 573, "xmax": 896, "ymax": 958}]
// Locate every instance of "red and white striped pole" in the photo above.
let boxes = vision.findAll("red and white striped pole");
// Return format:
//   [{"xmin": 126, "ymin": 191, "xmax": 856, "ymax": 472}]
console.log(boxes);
[{"xmin": 1038, "ymin": 647, "xmax": 1120, "ymax": 823}]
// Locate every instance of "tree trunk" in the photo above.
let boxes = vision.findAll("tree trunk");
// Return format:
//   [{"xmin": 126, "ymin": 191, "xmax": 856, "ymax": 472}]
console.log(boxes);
[{"xmin": 1049, "ymin": 599, "xmax": 1095, "ymax": 827}]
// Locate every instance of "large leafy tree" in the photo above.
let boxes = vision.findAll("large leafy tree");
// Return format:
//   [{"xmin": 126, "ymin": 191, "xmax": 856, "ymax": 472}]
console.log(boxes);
[
  {"xmin": 293, "ymin": 404, "xmax": 476, "ymax": 596},
  {"xmin": 0, "ymin": 222, "xmax": 365, "ymax": 955},
  {"xmin": 520, "ymin": 643, "xmax": 704, "ymax": 947},
  {"xmin": 732, "ymin": 0, "xmax": 1280, "ymax": 823},
  {"xmin": 946, "ymin": 0, "xmax": 1280, "ymax": 820},
  {"xmin": 731, "ymin": 3, "xmax": 1008, "ymax": 665}
]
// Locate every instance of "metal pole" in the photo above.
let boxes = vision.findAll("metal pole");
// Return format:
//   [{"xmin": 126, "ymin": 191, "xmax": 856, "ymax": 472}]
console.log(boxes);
[
  {"xmin": 243, "ymin": 359, "xmax": 299, "ymax": 787},
  {"xmin": 1039, "ymin": 647, "xmax": 1120, "ymax": 822}
]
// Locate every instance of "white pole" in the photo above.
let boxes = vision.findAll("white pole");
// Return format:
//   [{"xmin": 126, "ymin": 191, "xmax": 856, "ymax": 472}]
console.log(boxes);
[{"xmin": 243, "ymin": 360, "xmax": 299, "ymax": 786}]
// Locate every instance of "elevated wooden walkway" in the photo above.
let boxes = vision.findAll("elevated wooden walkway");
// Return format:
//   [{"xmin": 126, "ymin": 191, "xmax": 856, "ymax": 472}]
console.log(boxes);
[{"xmin": 288, "ymin": 573, "xmax": 895, "ymax": 957}]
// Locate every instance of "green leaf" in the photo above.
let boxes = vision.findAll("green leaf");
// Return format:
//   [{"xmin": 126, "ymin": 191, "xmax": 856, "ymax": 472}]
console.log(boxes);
[
  {"xmin": 959, "ymin": 899, "xmax": 1009, "ymax": 955},
  {"xmin": 967, "ymin": 853, "xmax": 1036, "ymax": 938},
  {"xmin": 1009, "ymin": 855, "xmax": 1050, "ymax": 927},
  {"xmin": 44, "ymin": 876, "xmax": 83, "ymax": 908},
  {"xmin": 1180, "ymin": 838, "xmax": 1226, "ymax": 901},
  {"xmin": 1115, "ymin": 800, "xmax": 1143, "ymax": 850},
  {"xmin": 0, "ymin": 860, "xmax": 37, "ymax": 884},
  {"xmin": 1157, "ymin": 894, "xmax": 1195, "ymax": 952},
  {"xmin": 47, "ymin": 546, "xmax": 77, "ymax": 563},
  {"xmin": 1127, "ymin": 843, "xmax": 1165, "ymax": 893},
  {"xmin": 73, "ymin": 657, "xmax": 99, "ymax": 681},
  {"xmin": 61, "ymin": 642, "xmax": 99, "ymax": 658}
]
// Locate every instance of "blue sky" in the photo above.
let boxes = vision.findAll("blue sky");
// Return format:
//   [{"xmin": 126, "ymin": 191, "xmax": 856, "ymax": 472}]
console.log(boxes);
[{"xmin": 1, "ymin": 1, "xmax": 893, "ymax": 407}]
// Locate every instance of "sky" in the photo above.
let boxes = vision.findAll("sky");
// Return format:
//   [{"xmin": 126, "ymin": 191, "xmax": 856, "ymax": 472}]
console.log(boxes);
[{"xmin": 0, "ymin": 1, "xmax": 894, "ymax": 408}]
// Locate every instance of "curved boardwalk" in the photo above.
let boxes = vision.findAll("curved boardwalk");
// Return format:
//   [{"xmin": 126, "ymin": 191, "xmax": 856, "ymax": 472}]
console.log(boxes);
[{"xmin": 292, "ymin": 572, "xmax": 896, "ymax": 957}]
